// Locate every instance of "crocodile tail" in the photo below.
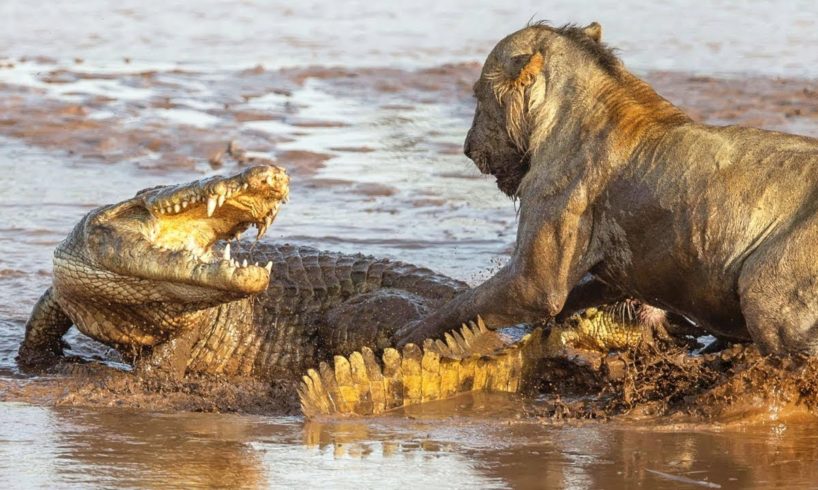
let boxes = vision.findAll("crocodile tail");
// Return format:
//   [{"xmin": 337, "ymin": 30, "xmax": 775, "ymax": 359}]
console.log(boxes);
[{"xmin": 299, "ymin": 318, "xmax": 546, "ymax": 418}]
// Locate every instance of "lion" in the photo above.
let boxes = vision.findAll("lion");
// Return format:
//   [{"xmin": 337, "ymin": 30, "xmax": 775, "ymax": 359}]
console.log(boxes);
[{"xmin": 395, "ymin": 22, "xmax": 818, "ymax": 356}]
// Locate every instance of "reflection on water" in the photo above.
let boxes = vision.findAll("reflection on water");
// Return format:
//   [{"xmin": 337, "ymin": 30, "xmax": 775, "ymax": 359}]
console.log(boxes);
[{"xmin": 2, "ymin": 395, "xmax": 818, "ymax": 488}]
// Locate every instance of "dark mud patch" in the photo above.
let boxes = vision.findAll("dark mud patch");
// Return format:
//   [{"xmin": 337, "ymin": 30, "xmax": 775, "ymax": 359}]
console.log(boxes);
[
  {"xmin": 328, "ymin": 145, "xmax": 376, "ymax": 153},
  {"xmin": 274, "ymin": 62, "xmax": 481, "ymax": 106},
  {"xmin": 231, "ymin": 110, "xmax": 282, "ymax": 123},
  {"xmin": 302, "ymin": 177, "xmax": 356, "ymax": 189},
  {"xmin": 526, "ymin": 342, "xmax": 818, "ymax": 424},
  {"xmin": 0, "ymin": 364, "xmax": 299, "ymax": 415},
  {"xmin": 645, "ymin": 72, "xmax": 818, "ymax": 136},
  {"xmin": 354, "ymin": 182, "xmax": 398, "ymax": 197}
]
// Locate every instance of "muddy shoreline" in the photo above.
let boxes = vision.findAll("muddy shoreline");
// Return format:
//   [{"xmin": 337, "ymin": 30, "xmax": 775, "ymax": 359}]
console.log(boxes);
[
  {"xmin": 3, "ymin": 339, "xmax": 818, "ymax": 427},
  {"xmin": 1, "ymin": 62, "xmax": 817, "ymax": 177}
]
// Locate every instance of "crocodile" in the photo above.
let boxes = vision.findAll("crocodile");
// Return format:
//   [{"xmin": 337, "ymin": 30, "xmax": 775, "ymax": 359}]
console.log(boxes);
[
  {"xmin": 17, "ymin": 164, "xmax": 678, "ymax": 414},
  {"xmin": 17, "ymin": 165, "xmax": 470, "ymax": 382}
]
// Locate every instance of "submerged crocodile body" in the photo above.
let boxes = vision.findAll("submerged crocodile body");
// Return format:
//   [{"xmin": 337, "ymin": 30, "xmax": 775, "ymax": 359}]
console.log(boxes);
[{"xmin": 18, "ymin": 165, "xmax": 467, "ymax": 382}]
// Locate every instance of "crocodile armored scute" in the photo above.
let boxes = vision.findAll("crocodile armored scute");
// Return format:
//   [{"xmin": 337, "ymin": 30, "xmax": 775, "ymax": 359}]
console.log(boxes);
[{"xmin": 298, "ymin": 307, "xmax": 658, "ymax": 417}]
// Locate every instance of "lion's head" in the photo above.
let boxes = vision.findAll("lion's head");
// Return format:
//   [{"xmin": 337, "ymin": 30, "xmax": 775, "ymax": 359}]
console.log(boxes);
[{"xmin": 464, "ymin": 22, "xmax": 607, "ymax": 196}]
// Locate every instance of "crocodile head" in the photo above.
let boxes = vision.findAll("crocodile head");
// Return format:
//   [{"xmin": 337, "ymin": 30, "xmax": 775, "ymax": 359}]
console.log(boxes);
[{"xmin": 51, "ymin": 165, "xmax": 289, "ymax": 347}]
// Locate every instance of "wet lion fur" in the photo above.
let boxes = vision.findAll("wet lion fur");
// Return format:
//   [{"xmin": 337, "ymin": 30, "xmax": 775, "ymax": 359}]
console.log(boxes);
[{"xmin": 396, "ymin": 22, "xmax": 818, "ymax": 356}]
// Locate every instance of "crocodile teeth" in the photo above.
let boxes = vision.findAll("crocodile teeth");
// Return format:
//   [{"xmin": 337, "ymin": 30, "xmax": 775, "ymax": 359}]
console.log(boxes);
[
  {"xmin": 265, "ymin": 261, "xmax": 273, "ymax": 272},
  {"xmin": 242, "ymin": 259, "xmax": 248, "ymax": 267},
  {"xmin": 223, "ymin": 243, "xmax": 231, "ymax": 260},
  {"xmin": 181, "ymin": 201, "xmax": 189, "ymax": 209},
  {"xmin": 207, "ymin": 196, "xmax": 217, "ymax": 217},
  {"xmin": 256, "ymin": 222, "xmax": 268, "ymax": 240},
  {"xmin": 217, "ymin": 194, "xmax": 226, "ymax": 208},
  {"xmin": 173, "ymin": 203, "xmax": 181, "ymax": 213}
]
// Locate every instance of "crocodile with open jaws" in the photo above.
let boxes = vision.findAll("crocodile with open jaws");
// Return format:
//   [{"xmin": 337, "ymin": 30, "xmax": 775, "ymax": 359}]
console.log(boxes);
[
  {"xmin": 18, "ymin": 165, "xmax": 470, "ymax": 382},
  {"xmin": 18, "ymin": 165, "xmax": 667, "ymax": 413}
]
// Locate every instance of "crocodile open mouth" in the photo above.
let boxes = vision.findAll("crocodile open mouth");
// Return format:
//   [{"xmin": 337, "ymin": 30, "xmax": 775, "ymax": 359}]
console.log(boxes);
[{"xmin": 135, "ymin": 165, "xmax": 290, "ymax": 278}]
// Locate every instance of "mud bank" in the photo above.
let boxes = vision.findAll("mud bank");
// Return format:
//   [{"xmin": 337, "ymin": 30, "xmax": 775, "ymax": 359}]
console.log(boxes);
[
  {"xmin": 523, "ymin": 343, "xmax": 818, "ymax": 424},
  {"xmin": 1, "ymin": 63, "xmax": 816, "ymax": 177},
  {"xmin": 0, "ymin": 364, "xmax": 300, "ymax": 415}
]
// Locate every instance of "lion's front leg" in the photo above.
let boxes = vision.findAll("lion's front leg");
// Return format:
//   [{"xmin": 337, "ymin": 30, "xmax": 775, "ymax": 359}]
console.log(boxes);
[
  {"xmin": 393, "ymin": 186, "xmax": 601, "ymax": 345},
  {"xmin": 393, "ymin": 265, "xmax": 550, "ymax": 346},
  {"xmin": 394, "ymin": 198, "xmax": 598, "ymax": 347}
]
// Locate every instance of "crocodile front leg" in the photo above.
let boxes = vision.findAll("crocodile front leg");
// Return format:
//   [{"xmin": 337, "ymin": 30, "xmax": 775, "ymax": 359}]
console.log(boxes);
[{"xmin": 18, "ymin": 287, "xmax": 73, "ymax": 367}]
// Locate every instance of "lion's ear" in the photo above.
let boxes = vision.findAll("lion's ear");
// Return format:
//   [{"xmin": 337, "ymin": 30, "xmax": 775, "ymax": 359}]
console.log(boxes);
[
  {"xmin": 510, "ymin": 52, "xmax": 544, "ymax": 88},
  {"xmin": 583, "ymin": 22, "xmax": 602, "ymax": 43}
]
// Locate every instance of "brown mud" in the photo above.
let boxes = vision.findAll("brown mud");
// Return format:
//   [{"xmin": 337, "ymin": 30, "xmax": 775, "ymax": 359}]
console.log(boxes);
[
  {"xmin": 0, "ymin": 365, "xmax": 299, "ymax": 415},
  {"xmin": 524, "ymin": 342, "xmax": 818, "ymax": 423},
  {"xmin": 4, "ymin": 338, "xmax": 818, "ymax": 427},
  {"xmin": 0, "ymin": 63, "xmax": 482, "ymax": 177},
  {"xmin": 2, "ymin": 64, "xmax": 817, "ymax": 175}
]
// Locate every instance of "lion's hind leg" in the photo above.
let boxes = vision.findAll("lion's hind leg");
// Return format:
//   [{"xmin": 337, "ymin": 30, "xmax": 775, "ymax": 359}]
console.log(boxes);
[
  {"xmin": 738, "ymin": 213, "xmax": 818, "ymax": 355},
  {"xmin": 17, "ymin": 287, "xmax": 73, "ymax": 368}
]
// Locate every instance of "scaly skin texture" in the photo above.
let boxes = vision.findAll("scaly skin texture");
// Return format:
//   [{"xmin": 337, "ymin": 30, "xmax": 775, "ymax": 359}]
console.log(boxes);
[
  {"xmin": 299, "ymin": 305, "xmax": 660, "ymax": 417},
  {"xmin": 18, "ymin": 166, "xmax": 467, "ymax": 382}
]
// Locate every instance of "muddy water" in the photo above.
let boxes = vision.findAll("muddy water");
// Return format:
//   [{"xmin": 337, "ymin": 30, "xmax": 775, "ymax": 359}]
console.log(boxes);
[
  {"xmin": 2, "ymin": 0, "xmax": 818, "ymax": 488},
  {"xmin": 3, "ymin": 394, "xmax": 818, "ymax": 489}
]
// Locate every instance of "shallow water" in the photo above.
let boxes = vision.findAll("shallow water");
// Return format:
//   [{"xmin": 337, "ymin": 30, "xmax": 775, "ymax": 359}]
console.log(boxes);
[
  {"xmin": 2, "ymin": 1, "xmax": 818, "ymax": 488},
  {"xmin": 2, "ymin": 0, "xmax": 818, "ymax": 76},
  {"xmin": 3, "ymin": 394, "xmax": 818, "ymax": 489}
]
